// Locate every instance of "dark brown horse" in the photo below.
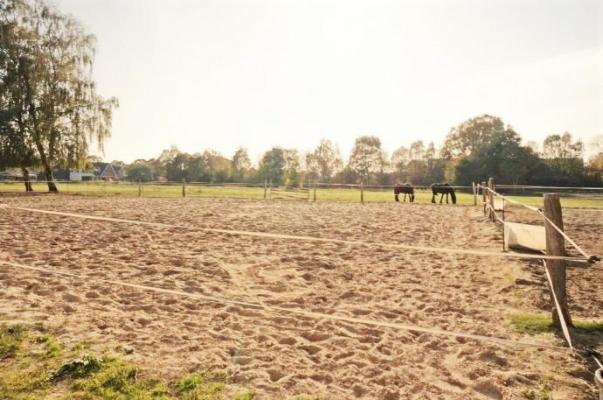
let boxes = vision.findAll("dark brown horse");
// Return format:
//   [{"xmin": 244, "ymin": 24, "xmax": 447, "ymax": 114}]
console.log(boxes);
[
  {"xmin": 394, "ymin": 183, "xmax": 415, "ymax": 203},
  {"xmin": 430, "ymin": 183, "xmax": 456, "ymax": 204}
]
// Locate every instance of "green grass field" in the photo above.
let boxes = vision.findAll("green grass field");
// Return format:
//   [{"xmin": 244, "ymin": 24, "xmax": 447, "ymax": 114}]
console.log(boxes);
[{"xmin": 1, "ymin": 181, "xmax": 602, "ymax": 209}]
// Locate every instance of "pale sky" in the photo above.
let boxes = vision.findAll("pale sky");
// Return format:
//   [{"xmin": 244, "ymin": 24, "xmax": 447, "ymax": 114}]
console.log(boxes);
[{"xmin": 54, "ymin": 0, "xmax": 603, "ymax": 163}]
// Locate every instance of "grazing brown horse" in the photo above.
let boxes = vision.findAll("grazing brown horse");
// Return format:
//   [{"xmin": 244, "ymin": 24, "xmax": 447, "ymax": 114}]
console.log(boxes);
[
  {"xmin": 430, "ymin": 183, "xmax": 456, "ymax": 204},
  {"xmin": 394, "ymin": 183, "xmax": 415, "ymax": 203}
]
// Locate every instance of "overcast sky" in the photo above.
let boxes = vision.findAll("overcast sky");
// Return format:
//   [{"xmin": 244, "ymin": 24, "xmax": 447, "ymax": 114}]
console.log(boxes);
[{"xmin": 54, "ymin": 0, "xmax": 602, "ymax": 163}]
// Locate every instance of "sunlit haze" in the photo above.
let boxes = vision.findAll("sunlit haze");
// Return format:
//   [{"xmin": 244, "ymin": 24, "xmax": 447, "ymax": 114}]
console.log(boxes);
[{"xmin": 54, "ymin": 0, "xmax": 602, "ymax": 163}]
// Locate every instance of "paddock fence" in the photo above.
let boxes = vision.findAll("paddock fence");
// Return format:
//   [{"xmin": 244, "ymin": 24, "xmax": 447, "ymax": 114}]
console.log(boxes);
[
  {"xmin": 478, "ymin": 179, "xmax": 602, "ymax": 393},
  {"xmin": 2, "ymin": 179, "xmax": 602, "ymax": 208}
]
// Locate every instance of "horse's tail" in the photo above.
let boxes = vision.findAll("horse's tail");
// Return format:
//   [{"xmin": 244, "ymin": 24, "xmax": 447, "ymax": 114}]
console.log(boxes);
[{"xmin": 450, "ymin": 189, "xmax": 456, "ymax": 204}]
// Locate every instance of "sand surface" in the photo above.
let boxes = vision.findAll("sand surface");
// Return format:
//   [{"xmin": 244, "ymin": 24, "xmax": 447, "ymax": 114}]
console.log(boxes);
[{"xmin": 0, "ymin": 195, "xmax": 601, "ymax": 399}]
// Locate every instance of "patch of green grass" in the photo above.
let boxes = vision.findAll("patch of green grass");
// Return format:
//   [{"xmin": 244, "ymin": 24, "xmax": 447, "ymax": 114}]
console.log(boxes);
[
  {"xmin": 233, "ymin": 390, "xmax": 256, "ymax": 400},
  {"xmin": 511, "ymin": 313, "xmax": 553, "ymax": 334},
  {"xmin": 521, "ymin": 379, "xmax": 553, "ymax": 400},
  {"xmin": 70, "ymin": 356, "xmax": 171, "ymax": 399},
  {"xmin": 174, "ymin": 373, "xmax": 226, "ymax": 400},
  {"xmin": 38, "ymin": 333, "xmax": 62, "ymax": 358},
  {"xmin": 0, "ymin": 324, "xmax": 272, "ymax": 399},
  {"xmin": 0, "ymin": 325, "xmax": 26, "ymax": 360},
  {"xmin": 573, "ymin": 319, "xmax": 603, "ymax": 331},
  {"xmin": 510, "ymin": 312, "xmax": 603, "ymax": 334}
]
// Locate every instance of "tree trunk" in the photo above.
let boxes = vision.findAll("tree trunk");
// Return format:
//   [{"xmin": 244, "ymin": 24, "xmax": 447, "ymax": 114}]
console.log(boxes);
[
  {"xmin": 42, "ymin": 161, "xmax": 58, "ymax": 193},
  {"xmin": 21, "ymin": 167, "xmax": 33, "ymax": 192}
]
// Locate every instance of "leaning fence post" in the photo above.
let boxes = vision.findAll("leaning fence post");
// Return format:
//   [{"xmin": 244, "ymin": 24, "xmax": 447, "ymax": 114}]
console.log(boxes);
[
  {"xmin": 487, "ymin": 178, "xmax": 495, "ymax": 221},
  {"xmin": 543, "ymin": 193, "xmax": 572, "ymax": 328},
  {"xmin": 182, "ymin": 179, "xmax": 186, "ymax": 198}
]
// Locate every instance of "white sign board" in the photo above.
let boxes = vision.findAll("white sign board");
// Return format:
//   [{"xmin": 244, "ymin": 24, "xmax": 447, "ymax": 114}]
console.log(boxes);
[{"xmin": 504, "ymin": 222, "xmax": 546, "ymax": 253}]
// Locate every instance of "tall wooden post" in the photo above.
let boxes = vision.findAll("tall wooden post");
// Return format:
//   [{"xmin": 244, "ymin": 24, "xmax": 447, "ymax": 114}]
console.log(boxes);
[
  {"xmin": 138, "ymin": 180, "xmax": 142, "ymax": 197},
  {"xmin": 182, "ymin": 179, "xmax": 186, "ymax": 198},
  {"xmin": 472, "ymin": 182, "xmax": 477, "ymax": 206},
  {"xmin": 263, "ymin": 179, "xmax": 267, "ymax": 200},
  {"xmin": 543, "ymin": 193, "xmax": 572, "ymax": 328},
  {"xmin": 360, "ymin": 180, "xmax": 364, "ymax": 204},
  {"xmin": 487, "ymin": 177, "xmax": 494, "ymax": 221},
  {"xmin": 481, "ymin": 181, "xmax": 487, "ymax": 216}
]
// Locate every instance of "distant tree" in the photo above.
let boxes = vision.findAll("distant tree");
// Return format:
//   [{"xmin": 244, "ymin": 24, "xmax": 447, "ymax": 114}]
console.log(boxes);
[
  {"xmin": 165, "ymin": 152, "xmax": 191, "ymax": 181},
  {"xmin": 453, "ymin": 129, "xmax": 540, "ymax": 185},
  {"xmin": 441, "ymin": 115, "xmax": 512, "ymax": 159},
  {"xmin": 0, "ymin": 0, "xmax": 117, "ymax": 192},
  {"xmin": 425, "ymin": 142, "xmax": 436, "ymax": 160},
  {"xmin": 390, "ymin": 146, "xmax": 410, "ymax": 181},
  {"xmin": 283, "ymin": 149, "xmax": 301, "ymax": 187},
  {"xmin": 587, "ymin": 136, "xmax": 603, "ymax": 180},
  {"xmin": 232, "ymin": 147, "xmax": 251, "ymax": 181},
  {"xmin": 311, "ymin": 139, "xmax": 342, "ymax": 182},
  {"xmin": 305, "ymin": 153, "xmax": 320, "ymax": 183},
  {"xmin": 542, "ymin": 132, "xmax": 583, "ymax": 159},
  {"xmin": 409, "ymin": 140, "xmax": 425, "ymax": 160},
  {"xmin": 541, "ymin": 133, "xmax": 586, "ymax": 183},
  {"xmin": 125, "ymin": 160, "xmax": 154, "ymax": 182},
  {"xmin": 202, "ymin": 150, "xmax": 232, "ymax": 182},
  {"xmin": 259, "ymin": 147, "xmax": 286, "ymax": 185},
  {"xmin": 348, "ymin": 135, "xmax": 385, "ymax": 183}
]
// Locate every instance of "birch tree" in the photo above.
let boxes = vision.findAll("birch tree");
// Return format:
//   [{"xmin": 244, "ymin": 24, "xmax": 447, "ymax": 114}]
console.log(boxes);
[{"xmin": 0, "ymin": 0, "xmax": 117, "ymax": 192}]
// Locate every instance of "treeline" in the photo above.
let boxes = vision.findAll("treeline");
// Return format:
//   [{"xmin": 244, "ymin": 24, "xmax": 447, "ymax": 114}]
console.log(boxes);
[{"xmin": 118, "ymin": 115, "xmax": 603, "ymax": 187}]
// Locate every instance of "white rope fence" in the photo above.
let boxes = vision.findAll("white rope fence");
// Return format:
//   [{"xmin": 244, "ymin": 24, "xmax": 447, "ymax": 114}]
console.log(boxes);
[
  {"xmin": 0, "ymin": 259, "xmax": 568, "ymax": 352},
  {"xmin": 3, "ymin": 205, "xmax": 592, "ymax": 263}
]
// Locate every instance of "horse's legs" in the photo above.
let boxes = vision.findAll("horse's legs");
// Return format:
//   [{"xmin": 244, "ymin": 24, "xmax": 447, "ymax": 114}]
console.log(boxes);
[
  {"xmin": 445, "ymin": 193, "xmax": 449, "ymax": 204},
  {"xmin": 439, "ymin": 193, "xmax": 443, "ymax": 203},
  {"xmin": 431, "ymin": 193, "xmax": 436, "ymax": 203},
  {"xmin": 403, "ymin": 193, "xmax": 407, "ymax": 202}
]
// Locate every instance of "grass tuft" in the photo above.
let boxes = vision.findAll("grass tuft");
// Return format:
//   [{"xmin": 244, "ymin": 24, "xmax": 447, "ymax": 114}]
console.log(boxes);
[
  {"xmin": 511, "ymin": 312, "xmax": 603, "ymax": 334},
  {"xmin": 174, "ymin": 373, "xmax": 225, "ymax": 400},
  {"xmin": 0, "ymin": 325, "xmax": 26, "ymax": 360},
  {"xmin": 51, "ymin": 355, "xmax": 102, "ymax": 382},
  {"xmin": 521, "ymin": 379, "xmax": 553, "ymax": 400},
  {"xmin": 511, "ymin": 313, "xmax": 552, "ymax": 334}
]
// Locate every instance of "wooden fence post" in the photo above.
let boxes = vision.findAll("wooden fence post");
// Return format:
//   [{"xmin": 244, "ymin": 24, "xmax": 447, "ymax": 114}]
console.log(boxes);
[
  {"xmin": 313, "ymin": 181, "xmax": 317, "ymax": 202},
  {"xmin": 138, "ymin": 180, "xmax": 142, "ymax": 197},
  {"xmin": 360, "ymin": 181, "xmax": 364, "ymax": 204},
  {"xmin": 481, "ymin": 181, "xmax": 487, "ymax": 216},
  {"xmin": 487, "ymin": 178, "xmax": 494, "ymax": 221},
  {"xmin": 472, "ymin": 182, "xmax": 477, "ymax": 206},
  {"xmin": 182, "ymin": 179, "xmax": 186, "ymax": 198},
  {"xmin": 543, "ymin": 193, "xmax": 572, "ymax": 328}
]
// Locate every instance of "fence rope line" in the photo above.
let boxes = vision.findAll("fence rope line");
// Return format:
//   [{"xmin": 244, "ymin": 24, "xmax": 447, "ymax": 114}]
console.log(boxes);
[
  {"xmin": 4, "ymin": 205, "xmax": 592, "ymax": 263},
  {"xmin": 537, "ymin": 210, "xmax": 595, "ymax": 262},
  {"xmin": 0, "ymin": 259, "xmax": 569, "ymax": 352},
  {"xmin": 482, "ymin": 187, "xmax": 600, "ymax": 263}
]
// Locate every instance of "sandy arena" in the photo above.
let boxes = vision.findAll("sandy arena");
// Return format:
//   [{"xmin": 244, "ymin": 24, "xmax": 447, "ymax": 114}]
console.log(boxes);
[{"xmin": 0, "ymin": 195, "xmax": 601, "ymax": 399}]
